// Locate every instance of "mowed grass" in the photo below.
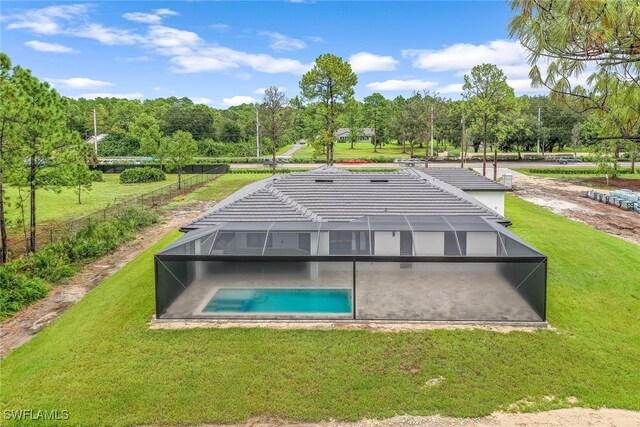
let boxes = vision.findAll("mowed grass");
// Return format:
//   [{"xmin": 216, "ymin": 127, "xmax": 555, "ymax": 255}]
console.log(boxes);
[
  {"xmin": 293, "ymin": 142, "xmax": 413, "ymax": 160},
  {"xmin": 167, "ymin": 173, "xmax": 272, "ymax": 208},
  {"xmin": 1, "ymin": 195, "xmax": 639, "ymax": 426},
  {"xmin": 3, "ymin": 174, "xmax": 195, "ymax": 226}
]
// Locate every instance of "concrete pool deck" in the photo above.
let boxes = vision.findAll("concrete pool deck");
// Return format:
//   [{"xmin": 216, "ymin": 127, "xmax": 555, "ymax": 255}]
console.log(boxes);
[{"xmin": 157, "ymin": 262, "xmax": 544, "ymax": 323}]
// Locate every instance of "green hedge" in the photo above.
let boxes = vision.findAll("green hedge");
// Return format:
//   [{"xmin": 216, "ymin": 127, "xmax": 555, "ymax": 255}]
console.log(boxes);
[
  {"xmin": 0, "ymin": 208, "xmax": 158, "ymax": 320},
  {"xmin": 524, "ymin": 167, "xmax": 634, "ymax": 175},
  {"xmin": 119, "ymin": 167, "xmax": 166, "ymax": 183}
]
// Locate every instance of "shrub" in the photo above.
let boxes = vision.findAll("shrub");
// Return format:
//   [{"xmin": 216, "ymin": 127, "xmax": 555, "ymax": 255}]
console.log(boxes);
[
  {"xmin": 0, "ymin": 264, "xmax": 50, "ymax": 320},
  {"xmin": 119, "ymin": 167, "xmax": 166, "ymax": 184},
  {"xmin": 90, "ymin": 170, "xmax": 103, "ymax": 182},
  {"xmin": 28, "ymin": 244, "xmax": 76, "ymax": 282}
]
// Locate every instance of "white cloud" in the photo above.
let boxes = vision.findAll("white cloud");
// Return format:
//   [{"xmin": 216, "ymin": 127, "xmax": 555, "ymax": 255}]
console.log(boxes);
[
  {"xmin": 146, "ymin": 25, "xmax": 202, "ymax": 55},
  {"xmin": 253, "ymin": 86, "xmax": 286, "ymax": 94},
  {"xmin": 170, "ymin": 46, "xmax": 311, "ymax": 74},
  {"xmin": 349, "ymin": 52, "xmax": 398, "ymax": 73},
  {"xmin": 4, "ymin": 4, "xmax": 90, "ymax": 35},
  {"xmin": 153, "ymin": 8, "xmax": 179, "ymax": 16},
  {"xmin": 190, "ymin": 97, "xmax": 212, "ymax": 105},
  {"xmin": 25, "ymin": 40, "xmax": 78, "ymax": 53},
  {"xmin": 78, "ymin": 92, "xmax": 144, "ymax": 100},
  {"xmin": 47, "ymin": 77, "xmax": 114, "ymax": 89},
  {"xmin": 366, "ymin": 79, "xmax": 437, "ymax": 91},
  {"xmin": 116, "ymin": 55, "xmax": 151, "ymax": 62},
  {"xmin": 210, "ymin": 23, "xmax": 230, "ymax": 31},
  {"xmin": 123, "ymin": 8, "xmax": 178, "ymax": 24},
  {"xmin": 402, "ymin": 40, "xmax": 525, "ymax": 72},
  {"xmin": 435, "ymin": 83, "xmax": 464, "ymax": 95},
  {"xmin": 260, "ymin": 31, "xmax": 306, "ymax": 51},
  {"xmin": 75, "ymin": 23, "xmax": 144, "ymax": 45},
  {"xmin": 307, "ymin": 36, "xmax": 324, "ymax": 43},
  {"xmin": 123, "ymin": 12, "xmax": 162, "ymax": 24},
  {"xmin": 222, "ymin": 96, "xmax": 257, "ymax": 106}
]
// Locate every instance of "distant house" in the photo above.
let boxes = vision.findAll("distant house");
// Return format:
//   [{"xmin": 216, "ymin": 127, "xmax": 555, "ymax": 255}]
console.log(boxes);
[
  {"xmin": 85, "ymin": 134, "xmax": 107, "ymax": 146},
  {"xmin": 334, "ymin": 128, "xmax": 375, "ymax": 142}
]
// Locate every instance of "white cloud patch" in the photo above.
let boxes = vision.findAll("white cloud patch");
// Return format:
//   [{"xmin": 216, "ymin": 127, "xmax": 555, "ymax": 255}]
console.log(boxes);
[
  {"xmin": 123, "ymin": 12, "xmax": 162, "ymax": 24},
  {"xmin": 367, "ymin": 79, "xmax": 437, "ymax": 91},
  {"xmin": 5, "ymin": 4, "xmax": 313, "ymax": 77},
  {"xmin": 349, "ymin": 52, "xmax": 397, "ymax": 73},
  {"xmin": 190, "ymin": 97, "xmax": 212, "ymax": 105},
  {"xmin": 402, "ymin": 40, "xmax": 525, "ymax": 72},
  {"xmin": 25, "ymin": 40, "xmax": 78, "ymax": 53},
  {"xmin": 4, "ymin": 3, "xmax": 90, "ymax": 35},
  {"xmin": 210, "ymin": 23, "xmax": 230, "ymax": 31},
  {"xmin": 123, "ymin": 8, "xmax": 178, "ymax": 24},
  {"xmin": 170, "ymin": 46, "xmax": 311, "ymax": 75},
  {"xmin": 116, "ymin": 55, "xmax": 151, "ymax": 62},
  {"xmin": 78, "ymin": 92, "xmax": 144, "ymax": 100},
  {"xmin": 47, "ymin": 77, "xmax": 114, "ymax": 89},
  {"xmin": 222, "ymin": 96, "xmax": 257, "ymax": 106},
  {"xmin": 75, "ymin": 23, "xmax": 144, "ymax": 45},
  {"xmin": 154, "ymin": 8, "xmax": 179, "ymax": 16},
  {"xmin": 260, "ymin": 31, "xmax": 306, "ymax": 51},
  {"xmin": 435, "ymin": 83, "xmax": 464, "ymax": 95},
  {"xmin": 307, "ymin": 36, "xmax": 324, "ymax": 43}
]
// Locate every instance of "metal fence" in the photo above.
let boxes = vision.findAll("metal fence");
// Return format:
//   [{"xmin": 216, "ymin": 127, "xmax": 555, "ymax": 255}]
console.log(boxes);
[
  {"xmin": 4, "ymin": 167, "xmax": 226, "ymax": 258},
  {"xmin": 94, "ymin": 164, "xmax": 228, "ymax": 174}
]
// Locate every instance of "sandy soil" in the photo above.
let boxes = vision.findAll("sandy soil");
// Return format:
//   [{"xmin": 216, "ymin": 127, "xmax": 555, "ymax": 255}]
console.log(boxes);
[
  {"xmin": 149, "ymin": 319, "xmax": 550, "ymax": 334},
  {"xmin": 0, "ymin": 201, "xmax": 214, "ymax": 359},
  {"xmin": 140, "ymin": 409, "xmax": 640, "ymax": 427},
  {"xmin": 512, "ymin": 174, "xmax": 640, "ymax": 245}
]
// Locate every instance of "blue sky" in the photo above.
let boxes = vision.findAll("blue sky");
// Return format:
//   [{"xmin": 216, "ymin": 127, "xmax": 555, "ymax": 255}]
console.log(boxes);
[{"xmin": 1, "ymin": 1, "xmax": 547, "ymax": 107}]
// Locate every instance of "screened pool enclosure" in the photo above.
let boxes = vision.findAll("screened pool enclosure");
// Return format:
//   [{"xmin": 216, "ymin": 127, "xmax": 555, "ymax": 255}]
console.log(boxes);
[{"xmin": 155, "ymin": 215, "xmax": 546, "ymax": 322}]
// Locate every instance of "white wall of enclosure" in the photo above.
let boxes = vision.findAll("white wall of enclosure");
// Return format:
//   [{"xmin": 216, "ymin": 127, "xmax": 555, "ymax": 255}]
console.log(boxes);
[{"xmin": 155, "ymin": 216, "xmax": 546, "ymax": 322}]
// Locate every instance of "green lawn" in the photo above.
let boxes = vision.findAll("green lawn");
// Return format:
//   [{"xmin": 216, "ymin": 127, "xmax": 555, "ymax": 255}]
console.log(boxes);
[
  {"xmin": 1, "ymin": 195, "xmax": 639, "ymax": 426},
  {"xmin": 3, "ymin": 174, "xmax": 195, "ymax": 226},
  {"xmin": 293, "ymin": 142, "xmax": 413, "ymax": 160}
]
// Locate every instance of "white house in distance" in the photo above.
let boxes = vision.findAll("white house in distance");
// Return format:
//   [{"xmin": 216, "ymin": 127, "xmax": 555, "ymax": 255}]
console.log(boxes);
[
  {"xmin": 334, "ymin": 128, "xmax": 375, "ymax": 142},
  {"xmin": 419, "ymin": 168, "xmax": 511, "ymax": 216},
  {"xmin": 155, "ymin": 167, "xmax": 545, "ymax": 323}
]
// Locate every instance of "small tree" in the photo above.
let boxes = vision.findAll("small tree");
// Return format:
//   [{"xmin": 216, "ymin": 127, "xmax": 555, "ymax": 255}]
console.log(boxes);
[
  {"xmin": 129, "ymin": 113, "xmax": 165, "ymax": 168},
  {"xmin": 166, "ymin": 130, "xmax": 197, "ymax": 189},
  {"xmin": 260, "ymin": 86, "xmax": 289, "ymax": 174},
  {"xmin": 300, "ymin": 54, "xmax": 358, "ymax": 165}
]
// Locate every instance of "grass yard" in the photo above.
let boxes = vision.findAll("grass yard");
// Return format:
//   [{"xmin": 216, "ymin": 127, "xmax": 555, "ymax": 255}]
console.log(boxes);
[
  {"xmin": 166, "ymin": 173, "xmax": 271, "ymax": 208},
  {"xmin": 3, "ymin": 174, "xmax": 195, "ymax": 226},
  {"xmin": 1, "ymin": 194, "xmax": 639, "ymax": 426},
  {"xmin": 292, "ymin": 142, "xmax": 413, "ymax": 160}
]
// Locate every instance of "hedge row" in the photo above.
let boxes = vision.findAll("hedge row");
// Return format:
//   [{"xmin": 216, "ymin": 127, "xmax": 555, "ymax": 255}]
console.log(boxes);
[
  {"xmin": 0, "ymin": 208, "xmax": 158, "ymax": 320},
  {"xmin": 119, "ymin": 167, "xmax": 166, "ymax": 183},
  {"xmin": 525, "ymin": 167, "xmax": 634, "ymax": 175}
]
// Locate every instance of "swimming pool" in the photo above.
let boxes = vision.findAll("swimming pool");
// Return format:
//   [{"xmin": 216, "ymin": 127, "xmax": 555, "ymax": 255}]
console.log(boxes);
[{"xmin": 203, "ymin": 288, "xmax": 352, "ymax": 314}]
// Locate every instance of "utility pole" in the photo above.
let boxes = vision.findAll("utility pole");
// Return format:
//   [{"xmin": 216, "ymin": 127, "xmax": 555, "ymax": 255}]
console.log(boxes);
[
  {"xmin": 93, "ymin": 108, "xmax": 98, "ymax": 154},
  {"xmin": 461, "ymin": 115, "xmax": 465, "ymax": 169},
  {"xmin": 536, "ymin": 106, "xmax": 541, "ymax": 154},
  {"xmin": 430, "ymin": 104, "xmax": 434, "ymax": 157},
  {"xmin": 256, "ymin": 106, "xmax": 260, "ymax": 158}
]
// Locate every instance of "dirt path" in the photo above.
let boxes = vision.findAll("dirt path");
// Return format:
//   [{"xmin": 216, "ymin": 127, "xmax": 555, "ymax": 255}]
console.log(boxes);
[
  {"xmin": 512, "ymin": 174, "xmax": 640, "ymax": 245},
  {"xmin": 141, "ymin": 409, "xmax": 640, "ymax": 427},
  {"xmin": 0, "ymin": 201, "xmax": 214, "ymax": 358}
]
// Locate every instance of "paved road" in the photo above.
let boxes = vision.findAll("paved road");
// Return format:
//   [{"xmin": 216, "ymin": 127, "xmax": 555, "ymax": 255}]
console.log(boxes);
[
  {"xmin": 232, "ymin": 161, "xmax": 632, "ymax": 169},
  {"xmin": 278, "ymin": 143, "xmax": 305, "ymax": 158}
]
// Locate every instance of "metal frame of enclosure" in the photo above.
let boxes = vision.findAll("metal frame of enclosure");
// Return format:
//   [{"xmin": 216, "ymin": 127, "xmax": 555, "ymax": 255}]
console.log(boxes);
[{"xmin": 155, "ymin": 216, "xmax": 547, "ymax": 323}]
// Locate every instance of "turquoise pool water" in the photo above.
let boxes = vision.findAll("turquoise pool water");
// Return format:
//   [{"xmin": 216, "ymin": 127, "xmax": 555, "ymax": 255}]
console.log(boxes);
[{"xmin": 203, "ymin": 288, "xmax": 352, "ymax": 314}]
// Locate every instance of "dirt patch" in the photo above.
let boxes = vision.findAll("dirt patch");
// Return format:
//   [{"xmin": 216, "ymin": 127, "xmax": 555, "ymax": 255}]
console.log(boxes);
[
  {"xmin": 513, "ymin": 174, "xmax": 640, "ymax": 245},
  {"xmin": 0, "ymin": 201, "xmax": 215, "ymax": 359},
  {"xmin": 139, "ymin": 409, "xmax": 640, "ymax": 427},
  {"xmin": 583, "ymin": 177, "xmax": 640, "ymax": 192},
  {"xmin": 149, "ymin": 319, "xmax": 550, "ymax": 334}
]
